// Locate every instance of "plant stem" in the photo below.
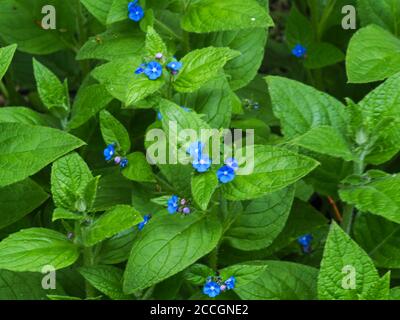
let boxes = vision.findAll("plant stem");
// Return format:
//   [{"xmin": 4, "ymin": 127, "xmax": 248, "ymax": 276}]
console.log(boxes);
[
  {"xmin": 208, "ymin": 246, "xmax": 219, "ymax": 270},
  {"xmin": 83, "ymin": 246, "xmax": 96, "ymax": 298},
  {"xmin": 0, "ymin": 80, "xmax": 9, "ymax": 100}
]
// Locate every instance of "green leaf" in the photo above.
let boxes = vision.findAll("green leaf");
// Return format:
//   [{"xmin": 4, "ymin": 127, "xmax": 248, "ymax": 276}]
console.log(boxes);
[
  {"xmin": 235, "ymin": 261, "xmax": 318, "ymax": 300},
  {"xmin": 221, "ymin": 145, "xmax": 319, "ymax": 200},
  {"xmin": 346, "ymin": 25, "xmax": 400, "ymax": 83},
  {"xmin": 219, "ymin": 263, "xmax": 268, "ymax": 289},
  {"xmin": 107, "ymin": 0, "xmax": 131, "ymax": 24},
  {"xmin": 339, "ymin": 173, "xmax": 400, "ymax": 224},
  {"xmin": 266, "ymin": 76, "xmax": 348, "ymax": 139},
  {"xmin": 33, "ymin": 58, "xmax": 69, "ymax": 112},
  {"xmin": 79, "ymin": 265, "xmax": 130, "ymax": 300},
  {"xmin": 68, "ymin": 84, "xmax": 113, "ymax": 130},
  {"xmin": 191, "ymin": 171, "xmax": 218, "ymax": 211},
  {"xmin": 52, "ymin": 208, "xmax": 83, "ymax": 222},
  {"xmin": 100, "ymin": 110, "xmax": 131, "ymax": 154},
  {"xmin": 318, "ymin": 222, "xmax": 387, "ymax": 300},
  {"xmin": 363, "ymin": 272, "xmax": 391, "ymax": 300},
  {"xmin": 224, "ymin": 187, "xmax": 294, "ymax": 251},
  {"xmin": 84, "ymin": 205, "xmax": 143, "ymax": 246},
  {"xmin": 0, "ymin": 123, "xmax": 85, "ymax": 187},
  {"xmin": 51, "ymin": 152, "xmax": 93, "ymax": 212},
  {"xmin": 0, "ymin": 44, "xmax": 17, "ymax": 81},
  {"xmin": 0, "ymin": 228, "xmax": 79, "ymax": 272},
  {"xmin": 358, "ymin": 0, "xmax": 400, "ymax": 34},
  {"xmin": 285, "ymin": 6, "xmax": 313, "ymax": 47},
  {"xmin": 184, "ymin": 75, "xmax": 232, "ymax": 128},
  {"xmin": 0, "ymin": 270, "xmax": 63, "ymax": 300},
  {"xmin": 80, "ymin": 0, "xmax": 114, "ymax": 25},
  {"xmin": 97, "ymin": 230, "xmax": 134, "ymax": 264},
  {"xmin": 123, "ymin": 213, "xmax": 222, "ymax": 292},
  {"xmin": 0, "ymin": 178, "xmax": 48, "ymax": 229},
  {"xmin": 354, "ymin": 213, "xmax": 400, "ymax": 268},
  {"xmin": 92, "ymin": 57, "xmax": 165, "ymax": 106},
  {"xmin": 77, "ymin": 28, "xmax": 144, "ymax": 61},
  {"xmin": 184, "ymin": 263, "xmax": 214, "ymax": 285},
  {"xmin": 173, "ymin": 47, "xmax": 240, "ymax": 93},
  {"xmin": 291, "ymin": 126, "xmax": 354, "ymax": 161},
  {"xmin": 145, "ymin": 26, "xmax": 167, "ymax": 57},
  {"xmin": 357, "ymin": 72, "xmax": 400, "ymax": 164},
  {"xmin": 303, "ymin": 42, "xmax": 345, "ymax": 69},
  {"xmin": 0, "ymin": 0, "xmax": 78, "ymax": 54},
  {"xmin": 0, "ymin": 107, "xmax": 54, "ymax": 126},
  {"xmin": 181, "ymin": 0, "xmax": 274, "ymax": 33},
  {"xmin": 122, "ymin": 152, "xmax": 155, "ymax": 182}
]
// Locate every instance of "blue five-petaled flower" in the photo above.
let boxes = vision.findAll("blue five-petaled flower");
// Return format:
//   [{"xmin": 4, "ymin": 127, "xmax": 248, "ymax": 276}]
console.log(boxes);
[
  {"xmin": 225, "ymin": 157, "xmax": 239, "ymax": 171},
  {"xmin": 144, "ymin": 61, "xmax": 163, "ymax": 80},
  {"xmin": 167, "ymin": 60, "xmax": 183, "ymax": 75},
  {"xmin": 203, "ymin": 281, "xmax": 221, "ymax": 298},
  {"xmin": 297, "ymin": 234, "xmax": 313, "ymax": 253},
  {"xmin": 192, "ymin": 154, "xmax": 212, "ymax": 173},
  {"xmin": 292, "ymin": 44, "xmax": 307, "ymax": 58},
  {"xmin": 128, "ymin": 1, "xmax": 144, "ymax": 22},
  {"xmin": 138, "ymin": 214, "xmax": 151, "ymax": 231},
  {"xmin": 217, "ymin": 165, "xmax": 235, "ymax": 184},
  {"xmin": 135, "ymin": 63, "xmax": 146, "ymax": 75},
  {"xmin": 187, "ymin": 141, "xmax": 204, "ymax": 160},
  {"xmin": 167, "ymin": 195, "xmax": 179, "ymax": 214},
  {"xmin": 224, "ymin": 276, "xmax": 236, "ymax": 290},
  {"xmin": 103, "ymin": 144, "xmax": 115, "ymax": 161}
]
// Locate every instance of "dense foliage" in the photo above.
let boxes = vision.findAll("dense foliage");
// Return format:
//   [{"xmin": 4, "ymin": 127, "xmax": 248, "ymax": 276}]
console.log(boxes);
[{"xmin": 0, "ymin": 0, "xmax": 400, "ymax": 300}]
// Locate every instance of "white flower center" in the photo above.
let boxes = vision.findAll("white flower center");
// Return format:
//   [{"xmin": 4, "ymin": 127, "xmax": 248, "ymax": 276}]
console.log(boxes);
[
  {"xmin": 152, "ymin": 67, "xmax": 157, "ymax": 72},
  {"xmin": 224, "ymin": 171, "xmax": 228, "ymax": 175}
]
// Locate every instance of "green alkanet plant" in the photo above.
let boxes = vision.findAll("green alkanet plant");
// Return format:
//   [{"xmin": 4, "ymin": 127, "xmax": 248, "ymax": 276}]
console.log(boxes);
[{"xmin": 0, "ymin": 0, "xmax": 399, "ymax": 301}]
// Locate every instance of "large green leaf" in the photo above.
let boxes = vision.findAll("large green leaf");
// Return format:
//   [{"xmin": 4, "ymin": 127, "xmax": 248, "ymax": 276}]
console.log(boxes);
[
  {"xmin": 346, "ymin": 25, "xmax": 400, "ymax": 83},
  {"xmin": 122, "ymin": 152, "xmax": 155, "ymax": 182},
  {"xmin": 0, "ymin": 179, "xmax": 48, "ymax": 230},
  {"xmin": 68, "ymin": 84, "xmax": 113, "ymax": 130},
  {"xmin": 100, "ymin": 110, "xmax": 131, "ymax": 154},
  {"xmin": 266, "ymin": 76, "xmax": 348, "ymax": 139},
  {"xmin": 0, "ymin": 123, "xmax": 85, "ymax": 187},
  {"xmin": 92, "ymin": 57, "xmax": 165, "ymax": 106},
  {"xmin": 339, "ymin": 173, "xmax": 400, "ymax": 224},
  {"xmin": 173, "ymin": 47, "xmax": 240, "ymax": 93},
  {"xmin": 0, "ymin": 228, "xmax": 80, "ymax": 272},
  {"xmin": 145, "ymin": 26, "xmax": 168, "ymax": 58},
  {"xmin": 80, "ymin": 0, "xmax": 114, "ymax": 25},
  {"xmin": 0, "ymin": 44, "xmax": 17, "ymax": 81},
  {"xmin": 354, "ymin": 213, "xmax": 400, "ymax": 268},
  {"xmin": 358, "ymin": 0, "xmax": 400, "ymax": 34},
  {"xmin": 0, "ymin": 0, "xmax": 78, "ymax": 54},
  {"xmin": 303, "ymin": 42, "xmax": 345, "ymax": 69},
  {"xmin": 33, "ymin": 58, "xmax": 69, "ymax": 112},
  {"xmin": 123, "ymin": 213, "xmax": 222, "ymax": 292},
  {"xmin": 51, "ymin": 152, "xmax": 94, "ymax": 212},
  {"xmin": 318, "ymin": 222, "xmax": 388, "ymax": 300},
  {"xmin": 224, "ymin": 187, "xmax": 294, "ymax": 251},
  {"xmin": 181, "ymin": 0, "xmax": 274, "ymax": 33},
  {"xmin": 221, "ymin": 145, "xmax": 319, "ymax": 200},
  {"xmin": 79, "ymin": 265, "xmax": 130, "ymax": 299},
  {"xmin": 0, "ymin": 107, "xmax": 54, "ymax": 126},
  {"xmin": 235, "ymin": 261, "xmax": 318, "ymax": 300},
  {"xmin": 191, "ymin": 171, "xmax": 218, "ymax": 211},
  {"xmin": 84, "ymin": 205, "xmax": 142, "ymax": 246},
  {"xmin": 291, "ymin": 126, "xmax": 354, "ymax": 161}
]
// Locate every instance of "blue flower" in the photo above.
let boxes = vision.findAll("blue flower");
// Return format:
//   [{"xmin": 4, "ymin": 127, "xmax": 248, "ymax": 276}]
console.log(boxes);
[
  {"xmin": 138, "ymin": 214, "xmax": 151, "ymax": 231},
  {"xmin": 297, "ymin": 234, "xmax": 313, "ymax": 247},
  {"xmin": 120, "ymin": 158, "xmax": 128, "ymax": 168},
  {"xmin": 128, "ymin": 1, "xmax": 144, "ymax": 22},
  {"xmin": 225, "ymin": 276, "xmax": 236, "ymax": 290},
  {"xmin": 144, "ymin": 61, "xmax": 163, "ymax": 80},
  {"xmin": 217, "ymin": 166, "xmax": 235, "ymax": 183},
  {"xmin": 203, "ymin": 281, "xmax": 221, "ymax": 298},
  {"xmin": 192, "ymin": 154, "xmax": 212, "ymax": 173},
  {"xmin": 103, "ymin": 144, "xmax": 115, "ymax": 161},
  {"xmin": 167, "ymin": 60, "xmax": 183, "ymax": 74},
  {"xmin": 225, "ymin": 157, "xmax": 239, "ymax": 171},
  {"xmin": 167, "ymin": 195, "xmax": 179, "ymax": 214},
  {"xmin": 135, "ymin": 63, "xmax": 146, "ymax": 74},
  {"xmin": 292, "ymin": 44, "xmax": 307, "ymax": 58},
  {"xmin": 187, "ymin": 141, "xmax": 204, "ymax": 160}
]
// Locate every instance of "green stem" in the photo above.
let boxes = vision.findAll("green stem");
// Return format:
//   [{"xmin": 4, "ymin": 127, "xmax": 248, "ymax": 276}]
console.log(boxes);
[
  {"xmin": 83, "ymin": 246, "xmax": 96, "ymax": 298},
  {"xmin": 317, "ymin": 0, "xmax": 337, "ymax": 40},
  {"xmin": 0, "ymin": 80, "xmax": 9, "ymax": 100},
  {"xmin": 208, "ymin": 246, "xmax": 219, "ymax": 270}
]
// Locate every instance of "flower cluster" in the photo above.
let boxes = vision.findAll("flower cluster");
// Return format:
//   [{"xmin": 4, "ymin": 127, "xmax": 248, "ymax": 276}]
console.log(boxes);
[
  {"xmin": 216, "ymin": 157, "xmax": 238, "ymax": 184},
  {"xmin": 167, "ymin": 195, "xmax": 191, "ymax": 215},
  {"xmin": 242, "ymin": 98, "xmax": 260, "ymax": 111},
  {"xmin": 135, "ymin": 54, "xmax": 183, "ymax": 81},
  {"xmin": 103, "ymin": 143, "xmax": 128, "ymax": 168},
  {"xmin": 297, "ymin": 234, "xmax": 313, "ymax": 253},
  {"xmin": 138, "ymin": 214, "xmax": 151, "ymax": 231},
  {"xmin": 203, "ymin": 275, "xmax": 236, "ymax": 298},
  {"xmin": 128, "ymin": 0, "xmax": 144, "ymax": 22},
  {"xmin": 292, "ymin": 44, "xmax": 307, "ymax": 58},
  {"xmin": 187, "ymin": 141, "xmax": 212, "ymax": 173}
]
